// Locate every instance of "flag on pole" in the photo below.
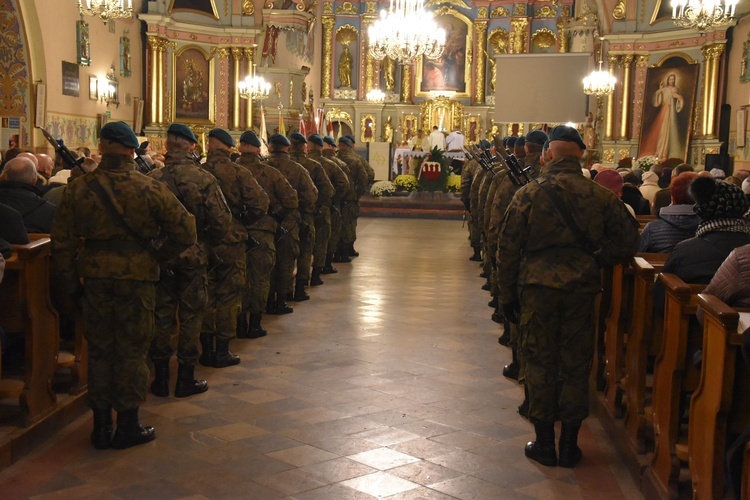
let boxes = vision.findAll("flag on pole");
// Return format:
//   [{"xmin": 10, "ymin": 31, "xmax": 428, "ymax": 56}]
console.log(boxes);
[
  {"xmin": 259, "ymin": 106, "xmax": 269, "ymax": 157},
  {"xmin": 299, "ymin": 117, "xmax": 307, "ymax": 138},
  {"xmin": 278, "ymin": 105, "xmax": 286, "ymax": 136}
]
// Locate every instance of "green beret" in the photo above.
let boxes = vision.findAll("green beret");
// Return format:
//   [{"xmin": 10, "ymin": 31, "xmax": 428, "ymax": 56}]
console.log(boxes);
[
  {"xmin": 239, "ymin": 131, "xmax": 261, "ymax": 147},
  {"xmin": 526, "ymin": 130, "xmax": 548, "ymax": 146},
  {"xmin": 100, "ymin": 121, "xmax": 139, "ymax": 149},
  {"xmin": 344, "ymin": 134, "xmax": 356, "ymax": 144},
  {"xmin": 515, "ymin": 137, "xmax": 525, "ymax": 147},
  {"xmin": 308, "ymin": 134, "xmax": 324, "ymax": 146},
  {"xmin": 167, "ymin": 123, "xmax": 198, "ymax": 144},
  {"xmin": 208, "ymin": 127, "xmax": 235, "ymax": 147},
  {"xmin": 548, "ymin": 125, "xmax": 586, "ymax": 150},
  {"xmin": 479, "ymin": 139, "xmax": 491, "ymax": 150},
  {"xmin": 269, "ymin": 133, "xmax": 291, "ymax": 147},
  {"xmin": 338, "ymin": 136, "xmax": 353, "ymax": 146},
  {"xmin": 289, "ymin": 132, "xmax": 307, "ymax": 144},
  {"xmin": 506, "ymin": 136, "xmax": 517, "ymax": 148},
  {"xmin": 323, "ymin": 136, "xmax": 337, "ymax": 147}
]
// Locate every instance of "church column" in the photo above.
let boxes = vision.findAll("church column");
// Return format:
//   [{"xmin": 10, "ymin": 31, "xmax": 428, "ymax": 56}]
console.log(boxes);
[
  {"xmin": 361, "ymin": 16, "xmax": 375, "ymax": 98},
  {"xmin": 147, "ymin": 35, "xmax": 159, "ymax": 127},
  {"xmin": 605, "ymin": 54, "xmax": 618, "ymax": 141},
  {"xmin": 216, "ymin": 47, "xmax": 231, "ymax": 128},
  {"xmin": 400, "ymin": 63, "xmax": 412, "ymax": 103},
  {"xmin": 245, "ymin": 47, "xmax": 256, "ymax": 129},
  {"xmin": 631, "ymin": 54, "xmax": 649, "ymax": 139},
  {"xmin": 157, "ymin": 39, "xmax": 167, "ymax": 125},
  {"xmin": 701, "ymin": 43, "xmax": 724, "ymax": 138},
  {"xmin": 321, "ymin": 16, "xmax": 335, "ymax": 99},
  {"xmin": 232, "ymin": 47, "xmax": 243, "ymax": 131},
  {"xmin": 474, "ymin": 18, "xmax": 488, "ymax": 105},
  {"xmin": 618, "ymin": 54, "xmax": 633, "ymax": 140}
]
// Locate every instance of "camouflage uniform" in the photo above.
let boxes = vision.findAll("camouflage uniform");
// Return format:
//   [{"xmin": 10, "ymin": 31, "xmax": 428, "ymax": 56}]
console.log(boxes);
[
  {"xmin": 290, "ymin": 150, "xmax": 334, "ymax": 286},
  {"xmin": 236, "ymin": 152, "xmax": 298, "ymax": 315},
  {"xmin": 476, "ymin": 166, "xmax": 501, "ymax": 278},
  {"xmin": 337, "ymin": 149, "xmax": 369, "ymax": 252},
  {"xmin": 322, "ymin": 149, "xmax": 354, "ymax": 263},
  {"xmin": 497, "ymin": 156, "xmax": 639, "ymax": 424},
  {"xmin": 265, "ymin": 151, "xmax": 317, "ymax": 303},
  {"xmin": 51, "ymin": 153, "xmax": 196, "ymax": 411},
  {"xmin": 149, "ymin": 152, "xmax": 231, "ymax": 366},
  {"xmin": 460, "ymin": 158, "xmax": 480, "ymax": 250},
  {"xmin": 309, "ymin": 149, "xmax": 349, "ymax": 269},
  {"xmin": 201, "ymin": 148, "xmax": 269, "ymax": 341},
  {"xmin": 469, "ymin": 168, "xmax": 489, "ymax": 260}
]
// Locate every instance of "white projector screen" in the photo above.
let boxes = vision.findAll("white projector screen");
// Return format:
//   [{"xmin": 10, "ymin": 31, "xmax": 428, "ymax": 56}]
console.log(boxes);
[{"xmin": 494, "ymin": 53, "xmax": 593, "ymax": 123}]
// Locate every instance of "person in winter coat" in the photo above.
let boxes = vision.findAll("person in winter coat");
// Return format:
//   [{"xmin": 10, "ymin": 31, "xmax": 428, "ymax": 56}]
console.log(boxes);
[
  {"xmin": 638, "ymin": 172, "xmax": 700, "ymax": 253},
  {"xmin": 639, "ymin": 169, "xmax": 661, "ymax": 206}
]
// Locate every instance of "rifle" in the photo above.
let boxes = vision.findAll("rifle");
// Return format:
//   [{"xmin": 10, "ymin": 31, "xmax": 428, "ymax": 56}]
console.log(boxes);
[
  {"xmin": 134, "ymin": 153, "xmax": 155, "ymax": 174},
  {"xmin": 492, "ymin": 136, "xmax": 534, "ymax": 188},
  {"xmin": 463, "ymin": 147, "xmax": 496, "ymax": 178},
  {"xmin": 36, "ymin": 126, "xmax": 85, "ymax": 173}
]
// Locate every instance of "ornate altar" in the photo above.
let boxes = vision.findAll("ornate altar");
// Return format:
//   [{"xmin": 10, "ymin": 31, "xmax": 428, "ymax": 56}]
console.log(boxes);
[{"xmin": 420, "ymin": 96, "xmax": 463, "ymax": 132}]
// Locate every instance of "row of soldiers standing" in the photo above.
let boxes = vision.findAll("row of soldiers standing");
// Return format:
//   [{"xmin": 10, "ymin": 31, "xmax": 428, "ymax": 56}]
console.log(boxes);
[{"xmin": 51, "ymin": 121, "xmax": 373, "ymax": 450}]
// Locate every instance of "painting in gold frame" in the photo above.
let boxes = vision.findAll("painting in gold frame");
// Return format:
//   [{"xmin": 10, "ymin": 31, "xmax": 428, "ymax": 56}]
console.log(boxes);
[
  {"xmin": 465, "ymin": 116, "xmax": 481, "ymax": 145},
  {"xmin": 168, "ymin": 0, "xmax": 219, "ymax": 19},
  {"xmin": 172, "ymin": 46, "xmax": 215, "ymax": 123},
  {"xmin": 415, "ymin": 11, "xmax": 472, "ymax": 98},
  {"xmin": 361, "ymin": 114, "xmax": 376, "ymax": 143}
]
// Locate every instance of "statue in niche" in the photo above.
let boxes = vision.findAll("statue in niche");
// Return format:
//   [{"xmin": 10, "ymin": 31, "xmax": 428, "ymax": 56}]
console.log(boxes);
[
  {"xmin": 262, "ymin": 25, "xmax": 280, "ymax": 66},
  {"xmin": 383, "ymin": 116, "xmax": 394, "ymax": 143},
  {"xmin": 338, "ymin": 46, "xmax": 352, "ymax": 88},
  {"xmin": 383, "ymin": 56, "xmax": 396, "ymax": 92}
]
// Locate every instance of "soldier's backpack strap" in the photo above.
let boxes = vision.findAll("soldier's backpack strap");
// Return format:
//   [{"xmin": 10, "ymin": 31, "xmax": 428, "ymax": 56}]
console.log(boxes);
[
  {"xmin": 84, "ymin": 175, "xmax": 150, "ymax": 250},
  {"xmin": 158, "ymin": 166, "xmax": 185, "ymax": 205}
]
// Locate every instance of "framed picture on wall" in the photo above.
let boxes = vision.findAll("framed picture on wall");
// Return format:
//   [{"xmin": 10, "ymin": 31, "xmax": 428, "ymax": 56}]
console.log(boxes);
[
  {"xmin": 62, "ymin": 61, "xmax": 80, "ymax": 97},
  {"xmin": 77, "ymin": 19, "xmax": 91, "ymax": 66},
  {"xmin": 637, "ymin": 60, "xmax": 699, "ymax": 162},
  {"xmin": 172, "ymin": 46, "xmax": 214, "ymax": 123},
  {"xmin": 415, "ymin": 13, "xmax": 471, "ymax": 97},
  {"xmin": 35, "ymin": 83, "xmax": 46, "ymax": 128},
  {"xmin": 737, "ymin": 108, "xmax": 747, "ymax": 149}
]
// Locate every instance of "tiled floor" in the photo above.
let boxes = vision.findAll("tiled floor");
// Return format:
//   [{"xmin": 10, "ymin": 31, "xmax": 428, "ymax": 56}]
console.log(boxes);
[{"xmin": 0, "ymin": 218, "xmax": 641, "ymax": 499}]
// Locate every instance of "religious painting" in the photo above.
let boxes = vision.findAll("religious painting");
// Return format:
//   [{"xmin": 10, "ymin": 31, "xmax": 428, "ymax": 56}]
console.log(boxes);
[
  {"xmin": 168, "ymin": 0, "xmax": 219, "ymax": 19},
  {"xmin": 76, "ymin": 19, "xmax": 91, "ymax": 67},
  {"xmin": 361, "ymin": 114, "xmax": 375, "ymax": 143},
  {"xmin": 466, "ymin": 116, "xmax": 481, "ymax": 145},
  {"xmin": 120, "ymin": 33, "xmax": 132, "ymax": 77},
  {"xmin": 401, "ymin": 114, "xmax": 418, "ymax": 143},
  {"xmin": 62, "ymin": 61, "xmax": 80, "ymax": 97},
  {"xmin": 172, "ymin": 46, "xmax": 214, "ymax": 123},
  {"xmin": 741, "ymin": 38, "xmax": 750, "ymax": 84},
  {"xmin": 637, "ymin": 61, "xmax": 699, "ymax": 162},
  {"xmin": 417, "ymin": 13, "xmax": 470, "ymax": 95}
]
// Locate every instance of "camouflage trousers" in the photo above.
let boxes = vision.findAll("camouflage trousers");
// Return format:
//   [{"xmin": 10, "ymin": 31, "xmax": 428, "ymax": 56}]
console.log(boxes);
[
  {"xmin": 271, "ymin": 223, "xmax": 300, "ymax": 298},
  {"xmin": 520, "ymin": 285, "xmax": 596, "ymax": 424},
  {"xmin": 244, "ymin": 230, "xmax": 275, "ymax": 314},
  {"xmin": 296, "ymin": 213, "xmax": 316, "ymax": 284},
  {"xmin": 83, "ymin": 278, "xmax": 154, "ymax": 411},
  {"xmin": 340, "ymin": 200, "xmax": 359, "ymax": 246},
  {"xmin": 327, "ymin": 205, "xmax": 342, "ymax": 258},
  {"xmin": 202, "ymin": 242, "xmax": 246, "ymax": 341},
  {"xmin": 151, "ymin": 263, "xmax": 208, "ymax": 366},
  {"xmin": 313, "ymin": 205, "xmax": 331, "ymax": 267},
  {"xmin": 469, "ymin": 213, "xmax": 480, "ymax": 248}
]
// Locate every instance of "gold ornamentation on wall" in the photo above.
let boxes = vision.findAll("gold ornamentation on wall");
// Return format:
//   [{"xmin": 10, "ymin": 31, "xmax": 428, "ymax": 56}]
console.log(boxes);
[
  {"xmin": 325, "ymin": 107, "xmax": 352, "ymax": 124},
  {"xmin": 741, "ymin": 39, "xmax": 750, "ymax": 83},
  {"xmin": 618, "ymin": 148, "xmax": 630, "ymax": 160},
  {"xmin": 365, "ymin": 1, "xmax": 377, "ymax": 13},
  {"xmin": 613, "ymin": 0, "xmax": 626, "ymax": 20},
  {"xmin": 514, "ymin": 4, "xmax": 526, "ymax": 16},
  {"xmin": 321, "ymin": 16, "xmax": 335, "ymax": 98},
  {"xmin": 289, "ymin": 80, "xmax": 294, "ymax": 106},
  {"xmin": 533, "ymin": 6, "xmax": 556, "ymax": 18},
  {"xmin": 275, "ymin": 82, "xmax": 282, "ymax": 99},
  {"xmin": 420, "ymin": 96, "xmax": 464, "ymax": 132},
  {"xmin": 556, "ymin": 18, "xmax": 568, "ymax": 53},
  {"xmin": 362, "ymin": 16, "xmax": 375, "ymax": 94},
  {"xmin": 336, "ymin": 25, "xmax": 358, "ymax": 45},
  {"xmin": 323, "ymin": 2, "xmax": 333, "ymax": 14},
  {"xmin": 242, "ymin": 0, "xmax": 254, "ymax": 15},
  {"xmin": 400, "ymin": 64, "xmax": 411, "ymax": 103},
  {"xmin": 562, "ymin": 6, "xmax": 571, "ymax": 17},
  {"xmin": 474, "ymin": 20, "xmax": 488, "ymax": 104},
  {"xmin": 531, "ymin": 28, "xmax": 556, "ymax": 51},
  {"xmin": 361, "ymin": 113, "xmax": 376, "ymax": 143},
  {"xmin": 216, "ymin": 47, "xmax": 230, "ymax": 59},
  {"xmin": 336, "ymin": 1, "xmax": 358, "ymax": 14},
  {"xmin": 477, "ymin": 6, "xmax": 488, "ymax": 18},
  {"xmin": 424, "ymin": 0, "xmax": 471, "ymax": 8},
  {"xmin": 603, "ymin": 148, "xmax": 615, "ymax": 164},
  {"xmin": 636, "ymin": 54, "xmax": 649, "ymax": 67},
  {"xmin": 488, "ymin": 28, "xmax": 509, "ymax": 54},
  {"xmin": 490, "ymin": 6, "xmax": 510, "ymax": 17},
  {"xmin": 510, "ymin": 18, "xmax": 528, "ymax": 54},
  {"xmin": 336, "ymin": 25, "xmax": 357, "ymax": 89}
]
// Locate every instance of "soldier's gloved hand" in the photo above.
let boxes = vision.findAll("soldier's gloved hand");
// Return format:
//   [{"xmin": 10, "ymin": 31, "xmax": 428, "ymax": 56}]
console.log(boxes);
[{"xmin": 502, "ymin": 300, "xmax": 521, "ymax": 324}]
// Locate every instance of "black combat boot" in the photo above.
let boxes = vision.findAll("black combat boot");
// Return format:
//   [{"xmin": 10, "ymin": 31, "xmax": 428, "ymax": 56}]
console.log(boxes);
[
  {"xmin": 503, "ymin": 348, "xmax": 520, "ymax": 380},
  {"xmin": 213, "ymin": 338, "xmax": 241, "ymax": 368},
  {"xmin": 310, "ymin": 267, "xmax": 324, "ymax": 286},
  {"xmin": 492, "ymin": 305, "xmax": 504, "ymax": 324},
  {"xmin": 488, "ymin": 296, "xmax": 498, "ymax": 308},
  {"xmin": 91, "ymin": 407, "xmax": 113, "ymax": 450},
  {"xmin": 110, "ymin": 408, "xmax": 155, "ymax": 449},
  {"xmin": 524, "ymin": 421, "xmax": 557, "ymax": 466},
  {"xmin": 150, "ymin": 359, "xmax": 170, "ymax": 397},
  {"xmin": 321, "ymin": 254, "xmax": 338, "ymax": 274},
  {"xmin": 275, "ymin": 298, "xmax": 294, "ymax": 315},
  {"xmin": 469, "ymin": 247, "xmax": 482, "ymax": 261},
  {"xmin": 333, "ymin": 242, "xmax": 351, "ymax": 263},
  {"xmin": 293, "ymin": 282, "xmax": 310, "ymax": 301},
  {"xmin": 348, "ymin": 244, "xmax": 359, "ymax": 257},
  {"xmin": 174, "ymin": 363, "xmax": 208, "ymax": 398},
  {"xmin": 518, "ymin": 384, "xmax": 530, "ymax": 419},
  {"xmin": 198, "ymin": 333, "xmax": 215, "ymax": 367},
  {"xmin": 248, "ymin": 314, "xmax": 267, "ymax": 338},
  {"xmin": 236, "ymin": 309, "xmax": 250, "ymax": 338},
  {"xmin": 558, "ymin": 421, "xmax": 583, "ymax": 468}
]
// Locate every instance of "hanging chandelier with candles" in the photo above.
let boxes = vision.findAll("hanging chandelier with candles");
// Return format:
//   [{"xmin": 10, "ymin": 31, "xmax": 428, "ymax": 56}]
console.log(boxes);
[
  {"xmin": 78, "ymin": 0, "xmax": 133, "ymax": 24},
  {"xmin": 238, "ymin": 74, "xmax": 271, "ymax": 102},
  {"xmin": 366, "ymin": 88, "xmax": 385, "ymax": 102},
  {"xmin": 583, "ymin": 37, "xmax": 616, "ymax": 97},
  {"xmin": 368, "ymin": 0, "xmax": 446, "ymax": 63},
  {"xmin": 671, "ymin": 0, "xmax": 737, "ymax": 34}
]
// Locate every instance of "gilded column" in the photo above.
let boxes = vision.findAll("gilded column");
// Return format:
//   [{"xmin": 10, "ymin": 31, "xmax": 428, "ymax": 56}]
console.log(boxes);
[
  {"xmin": 557, "ymin": 18, "xmax": 568, "ymax": 53},
  {"xmin": 232, "ymin": 47, "xmax": 243, "ymax": 131},
  {"xmin": 619, "ymin": 54, "xmax": 633, "ymax": 140},
  {"xmin": 245, "ymin": 47, "xmax": 256, "ymax": 129},
  {"xmin": 157, "ymin": 38, "xmax": 167, "ymax": 125},
  {"xmin": 321, "ymin": 16, "xmax": 335, "ymax": 99},
  {"xmin": 510, "ymin": 18, "xmax": 529, "ymax": 54},
  {"xmin": 147, "ymin": 35, "xmax": 159, "ymax": 126},
  {"xmin": 362, "ymin": 16, "xmax": 375, "ymax": 97},
  {"xmin": 631, "ymin": 54, "xmax": 649, "ymax": 139},
  {"xmin": 400, "ymin": 63, "xmax": 412, "ymax": 103},
  {"xmin": 216, "ymin": 47, "xmax": 231, "ymax": 128},
  {"xmin": 474, "ymin": 19, "xmax": 488, "ymax": 105},
  {"xmin": 701, "ymin": 44, "xmax": 724, "ymax": 138},
  {"xmin": 605, "ymin": 55, "xmax": 618, "ymax": 140}
]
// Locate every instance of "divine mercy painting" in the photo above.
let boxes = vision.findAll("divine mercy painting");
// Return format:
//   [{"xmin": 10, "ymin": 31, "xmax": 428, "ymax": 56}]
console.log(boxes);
[
  {"xmin": 420, "ymin": 15, "xmax": 468, "ymax": 93},
  {"xmin": 637, "ymin": 62, "xmax": 699, "ymax": 162}
]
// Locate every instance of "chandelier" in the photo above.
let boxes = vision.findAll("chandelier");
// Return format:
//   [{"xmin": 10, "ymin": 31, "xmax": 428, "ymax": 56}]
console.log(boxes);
[
  {"xmin": 368, "ymin": 0, "xmax": 446, "ymax": 63},
  {"xmin": 78, "ymin": 0, "xmax": 133, "ymax": 24},
  {"xmin": 583, "ymin": 37, "xmax": 616, "ymax": 97},
  {"xmin": 366, "ymin": 88, "xmax": 385, "ymax": 102},
  {"xmin": 238, "ymin": 73, "xmax": 271, "ymax": 101},
  {"xmin": 672, "ymin": 0, "xmax": 737, "ymax": 33}
]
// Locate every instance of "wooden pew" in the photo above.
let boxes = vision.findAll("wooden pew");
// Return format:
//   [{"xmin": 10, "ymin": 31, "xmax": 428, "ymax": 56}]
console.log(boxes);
[
  {"xmin": 689, "ymin": 295, "xmax": 750, "ymax": 499},
  {"xmin": 0, "ymin": 237, "xmax": 59, "ymax": 425},
  {"xmin": 624, "ymin": 253, "xmax": 668, "ymax": 455},
  {"xmin": 645, "ymin": 274, "xmax": 705, "ymax": 500},
  {"xmin": 592, "ymin": 265, "xmax": 614, "ymax": 392},
  {"xmin": 604, "ymin": 262, "xmax": 635, "ymax": 418},
  {"xmin": 636, "ymin": 215, "xmax": 657, "ymax": 232}
]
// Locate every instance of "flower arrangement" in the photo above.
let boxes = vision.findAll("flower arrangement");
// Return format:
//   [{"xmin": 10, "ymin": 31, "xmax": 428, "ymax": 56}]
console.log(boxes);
[
  {"xmin": 633, "ymin": 155, "xmax": 660, "ymax": 171},
  {"xmin": 370, "ymin": 180, "xmax": 396, "ymax": 197},
  {"xmin": 445, "ymin": 173, "xmax": 461, "ymax": 193},
  {"xmin": 393, "ymin": 174, "xmax": 419, "ymax": 191}
]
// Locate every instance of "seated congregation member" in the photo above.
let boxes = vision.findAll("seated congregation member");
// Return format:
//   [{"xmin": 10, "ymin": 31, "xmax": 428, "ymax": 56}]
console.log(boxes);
[
  {"xmin": 653, "ymin": 177, "xmax": 750, "ymax": 315},
  {"xmin": 638, "ymin": 172, "xmax": 700, "ymax": 253},
  {"xmin": 621, "ymin": 174, "xmax": 651, "ymax": 215},
  {"xmin": 44, "ymin": 158, "xmax": 98, "ymax": 206},
  {"xmin": 652, "ymin": 163, "xmax": 694, "ymax": 215},
  {"xmin": 0, "ymin": 202, "xmax": 29, "ymax": 244},
  {"xmin": 497, "ymin": 126, "xmax": 639, "ymax": 468},
  {"xmin": 594, "ymin": 169, "xmax": 636, "ymax": 217},
  {"xmin": 639, "ymin": 169, "xmax": 661, "ymax": 206},
  {"xmin": 0, "ymin": 157, "xmax": 57, "ymax": 233}
]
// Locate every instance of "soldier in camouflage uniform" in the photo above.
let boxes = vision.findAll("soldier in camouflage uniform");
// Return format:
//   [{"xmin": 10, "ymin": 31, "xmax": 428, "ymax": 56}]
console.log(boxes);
[
  {"xmin": 236, "ymin": 131, "xmax": 298, "ymax": 337},
  {"xmin": 265, "ymin": 133, "xmax": 317, "ymax": 315},
  {"xmin": 52, "ymin": 121, "xmax": 196, "ymax": 450},
  {"xmin": 201, "ymin": 128, "xmax": 269, "ymax": 365},
  {"xmin": 336, "ymin": 136, "xmax": 369, "ymax": 262},
  {"xmin": 342, "ymin": 134, "xmax": 374, "ymax": 257},
  {"xmin": 460, "ymin": 147, "xmax": 482, "ymax": 261},
  {"xmin": 289, "ymin": 132, "xmax": 334, "ymax": 299},
  {"xmin": 321, "ymin": 135, "xmax": 354, "ymax": 272},
  {"xmin": 308, "ymin": 134, "xmax": 350, "ymax": 283},
  {"xmin": 148, "ymin": 124, "xmax": 231, "ymax": 395},
  {"xmin": 497, "ymin": 126, "xmax": 639, "ymax": 468}
]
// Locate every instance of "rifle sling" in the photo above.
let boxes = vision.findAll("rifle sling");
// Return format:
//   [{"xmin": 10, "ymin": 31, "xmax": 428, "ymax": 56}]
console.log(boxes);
[
  {"xmin": 85, "ymin": 175, "xmax": 150, "ymax": 251},
  {"xmin": 538, "ymin": 180, "xmax": 598, "ymax": 255}
]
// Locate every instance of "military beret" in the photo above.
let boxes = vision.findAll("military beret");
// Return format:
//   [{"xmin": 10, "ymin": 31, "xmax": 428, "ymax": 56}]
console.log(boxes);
[
  {"xmin": 323, "ymin": 136, "xmax": 337, "ymax": 147},
  {"xmin": 269, "ymin": 133, "xmax": 291, "ymax": 147},
  {"xmin": 344, "ymin": 134, "xmax": 356, "ymax": 144},
  {"xmin": 526, "ymin": 130, "xmax": 548, "ymax": 146},
  {"xmin": 289, "ymin": 132, "xmax": 307, "ymax": 144},
  {"xmin": 548, "ymin": 125, "xmax": 586, "ymax": 150},
  {"xmin": 239, "ymin": 130, "xmax": 261, "ymax": 147},
  {"xmin": 208, "ymin": 127, "xmax": 235, "ymax": 147},
  {"xmin": 506, "ymin": 136, "xmax": 517, "ymax": 148},
  {"xmin": 100, "ymin": 121, "xmax": 139, "ymax": 149},
  {"xmin": 308, "ymin": 134, "xmax": 324, "ymax": 146},
  {"xmin": 338, "ymin": 136, "xmax": 353, "ymax": 146},
  {"xmin": 501, "ymin": 136, "xmax": 510, "ymax": 148},
  {"xmin": 167, "ymin": 123, "xmax": 198, "ymax": 144},
  {"xmin": 515, "ymin": 136, "xmax": 525, "ymax": 147},
  {"xmin": 479, "ymin": 139, "xmax": 491, "ymax": 150}
]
